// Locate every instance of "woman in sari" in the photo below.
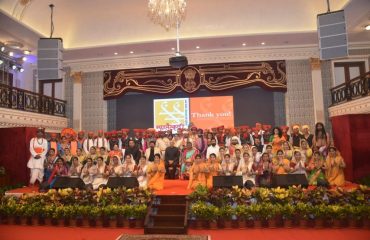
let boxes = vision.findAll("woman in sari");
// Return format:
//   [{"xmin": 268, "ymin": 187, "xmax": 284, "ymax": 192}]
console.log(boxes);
[
  {"xmin": 313, "ymin": 122, "xmax": 331, "ymax": 157},
  {"xmin": 307, "ymin": 153, "xmax": 328, "ymax": 186},
  {"xmin": 272, "ymin": 150, "xmax": 291, "ymax": 174},
  {"xmin": 48, "ymin": 158, "xmax": 68, "ymax": 188},
  {"xmin": 87, "ymin": 146, "xmax": 99, "ymax": 163},
  {"xmin": 62, "ymin": 147, "xmax": 73, "ymax": 166},
  {"xmin": 220, "ymin": 154, "xmax": 235, "ymax": 176},
  {"xmin": 300, "ymin": 139, "xmax": 313, "ymax": 163},
  {"xmin": 206, "ymin": 153, "xmax": 221, "ymax": 188},
  {"xmin": 269, "ymin": 127, "xmax": 285, "ymax": 154},
  {"xmin": 81, "ymin": 157, "xmax": 95, "ymax": 186},
  {"xmin": 135, "ymin": 156, "xmax": 148, "ymax": 188},
  {"xmin": 108, "ymin": 155, "xmax": 123, "ymax": 177},
  {"xmin": 290, "ymin": 151, "xmax": 307, "ymax": 175},
  {"xmin": 282, "ymin": 141, "xmax": 293, "ymax": 160},
  {"xmin": 181, "ymin": 142, "xmax": 198, "ymax": 178},
  {"xmin": 302, "ymin": 125, "xmax": 314, "ymax": 148},
  {"xmin": 187, "ymin": 154, "xmax": 208, "ymax": 190},
  {"xmin": 147, "ymin": 154, "xmax": 166, "ymax": 190},
  {"xmin": 76, "ymin": 148, "xmax": 86, "ymax": 164},
  {"xmin": 122, "ymin": 154, "xmax": 136, "ymax": 177},
  {"xmin": 92, "ymin": 157, "xmax": 109, "ymax": 190},
  {"xmin": 236, "ymin": 152, "xmax": 255, "ymax": 188},
  {"xmin": 68, "ymin": 156, "xmax": 82, "ymax": 177},
  {"xmin": 324, "ymin": 147, "xmax": 346, "ymax": 186},
  {"xmin": 109, "ymin": 144, "xmax": 123, "ymax": 160},
  {"xmin": 256, "ymin": 152, "xmax": 273, "ymax": 187},
  {"xmin": 250, "ymin": 146, "xmax": 261, "ymax": 164}
]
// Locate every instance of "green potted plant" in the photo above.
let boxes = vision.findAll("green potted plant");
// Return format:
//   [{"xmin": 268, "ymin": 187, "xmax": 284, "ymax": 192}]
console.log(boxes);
[
  {"xmin": 87, "ymin": 206, "xmax": 102, "ymax": 227},
  {"xmin": 116, "ymin": 205, "xmax": 129, "ymax": 227},
  {"xmin": 281, "ymin": 204, "xmax": 295, "ymax": 228},
  {"xmin": 43, "ymin": 204, "xmax": 56, "ymax": 226},
  {"xmin": 51, "ymin": 205, "xmax": 64, "ymax": 226},
  {"xmin": 235, "ymin": 205, "xmax": 250, "ymax": 229},
  {"xmin": 295, "ymin": 202, "xmax": 311, "ymax": 228},
  {"xmin": 218, "ymin": 205, "xmax": 235, "ymax": 229},
  {"xmin": 190, "ymin": 201, "xmax": 207, "ymax": 229},
  {"xmin": 265, "ymin": 203, "xmax": 282, "ymax": 228},
  {"xmin": 249, "ymin": 204, "xmax": 263, "ymax": 228},
  {"xmin": 133, "ymin": 204, "xmax": 147, "ymax": 228},
  {"xmin": 312, "ymin": 204, "xmax": 327, "ymax": 228},
  {"xmin": 61, "ymin": 205, "xmax": 76, "ymax": 227},
  {"xmin": 327, "ymin": 205, "xmax": 347, "ymax": 228},
  {"xmin": 23, "ymin": 203, "xmax": 39, "ymax": 226},
  {"xmin": 101, "ymin": 205, "xmax": 119, "ymax": 228}
]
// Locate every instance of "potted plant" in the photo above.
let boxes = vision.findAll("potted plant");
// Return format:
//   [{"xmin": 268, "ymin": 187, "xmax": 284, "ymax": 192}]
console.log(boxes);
[
  {"xmin": 312, "ymin": 204, "xmax": 327, "ymax": 228},
  {"xmin": 61, "ymin": 205, "xmax": 76, "ymax": 227},
  {"xmin": 235, "ymin": 205, "xmax": 250, "ymax": 229},
  {"xmin": 23, "ymin": 204, "xmax": 38, "ymax": 226},
  {"xmin": 87, "ymin": 206, "xmax": 102, "ymax": 227},
  {"xmin": 295, "ymin": 202, "xmax": 311, "ymax": 228},
  {"xmin": 51, "ymin": 205, "xmax": 64, "ymax": 226},
  {"xmin": 101, "ymin": 205, "xmax": 118, "ymax": 228},
  {"xmin": 116, "ymin": 205, "xmax": 129, "ymax": 227},
  {"xmin": 43, "ymin": 204, "xmax": 56, "ymax": 226},
  {"xmin": 219, "ymin": 205, "xmax": 235, "ymax": 229},
  {"xmin": 327, "ymin": 205, "xmax": 346, "ymax": 228},
  {"xmin": 281, "ymin": 204, "xmax": 295, "ymax": 228},
  {"xmin": 249, "ymin": 204, "xmax": 263, "ymax": 228},
  {"xmin": 190, "ymin": 201, "xmax": 207, "ymax": 229},
  {"xmin": 133, "ymin": 204, "xmax": 147, "ymax": 228},
  {"xmin": 265, "ymin": 203, "xmax": 282, "ymax": 228}
]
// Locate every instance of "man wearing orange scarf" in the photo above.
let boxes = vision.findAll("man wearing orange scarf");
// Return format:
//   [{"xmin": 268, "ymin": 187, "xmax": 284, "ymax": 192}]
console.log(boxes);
[{"xmin": 27, "ymin": 128, "xmax": 48, "ymax": 186}]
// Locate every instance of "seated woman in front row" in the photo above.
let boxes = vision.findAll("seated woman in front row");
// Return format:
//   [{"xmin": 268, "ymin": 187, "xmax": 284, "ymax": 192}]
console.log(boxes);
[
  {"xmin": 134, "ymin": 156, "xmax": 148, "ymax": 188},
  {"xmin": 91, "ymin": 156, "xmax": 109, "ymax": 190},
  {"xmin": 307, "ymin": 151, "xmax": 328, "ymax": 186},
  {"xmin": 147, "ymin": 154, "xmax": 166, "ymax": 190},
  {"xmin": 324, "ymin": 147, "xmax": 346, "ymax": 186},
  {"xmin": 48, "ymin": 158, "xmax": 68, "ymax": 188},
  {"xmin": 187, "ymin": 154, "xmax": 208, "ymax": 190}
]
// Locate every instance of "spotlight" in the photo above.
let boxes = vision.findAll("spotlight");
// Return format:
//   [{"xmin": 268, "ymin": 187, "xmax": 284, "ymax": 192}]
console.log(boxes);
[
  {"xmin": 22, "ymin": 56, "xmax": 27, "ymax": 61},
  {"xmin": 23, "ymin": 50, "xmax": 30, "ymax": 55},
  {"xmin": 12, "ymin": 65, "xmax": 17, "ymax": 70},
  {"xmin": 0, "ymin": 46, "xmax": 4, "ymax": 52},
  {"xmin": 0, "ymin": 59, "xmax": 3, "ymax": 65},
  {"xmin": 9, "ymin": 52, "xmax": 14, "ymax": 57},
  {"xmin": 19, "ymin": 68, "xmax": 24, "ymax": 72}
]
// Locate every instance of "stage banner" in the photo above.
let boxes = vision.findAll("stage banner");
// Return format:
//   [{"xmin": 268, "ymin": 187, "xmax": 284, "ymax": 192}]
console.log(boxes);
[
  {"xmin": 153, "ymin": 98, "xmax": 189, "ymax": 132},
  {"xmin": 190, "ymin": 96, "xmax": 234, "ymax": 129},
  {"xmin": 103, "ymin": 60, "xmax": 286, "ymax": 99}
]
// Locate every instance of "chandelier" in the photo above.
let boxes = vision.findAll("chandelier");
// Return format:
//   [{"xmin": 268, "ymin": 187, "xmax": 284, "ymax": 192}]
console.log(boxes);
[{"xmin": 148, "ymin": 0, "xmax": 187, "ymax": 30}]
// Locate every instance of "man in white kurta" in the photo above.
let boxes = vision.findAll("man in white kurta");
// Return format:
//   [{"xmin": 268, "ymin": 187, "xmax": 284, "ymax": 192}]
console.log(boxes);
[
  {"xmin": 27, "ymin": 128, "xmax": 48, "ymax": 186},
  {"xmin": 94, "ymin": 130, "xmax": 110, "ymax": 151},
  {"xmin": 83, "ymin": 131, "xmax": 95, "ymax": 154}
]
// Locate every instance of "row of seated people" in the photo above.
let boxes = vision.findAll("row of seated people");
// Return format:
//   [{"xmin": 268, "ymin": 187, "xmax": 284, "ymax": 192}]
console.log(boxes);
[{"xmin": 41, "ymin": 140, "xmax": 345, "ymax": 191}]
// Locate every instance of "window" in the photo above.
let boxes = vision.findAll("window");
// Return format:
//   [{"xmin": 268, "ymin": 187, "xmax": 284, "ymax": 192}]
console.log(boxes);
[
  {"xmin": 39, "ymin": 79, "xmax": 63, "ymax": 98},
  {"xmin": 333, "ymin": 61, "xmax": 366, "ymax": 86}
]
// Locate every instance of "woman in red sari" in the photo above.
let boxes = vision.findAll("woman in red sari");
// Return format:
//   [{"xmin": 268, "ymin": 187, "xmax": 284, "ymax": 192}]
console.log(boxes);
[{"xmin": 48, "ymin": 158, "xmax": 68, "ymax": 188}]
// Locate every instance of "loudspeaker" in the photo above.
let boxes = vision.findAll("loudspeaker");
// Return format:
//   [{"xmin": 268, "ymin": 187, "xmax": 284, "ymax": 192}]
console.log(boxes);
[
  {"xmin": 213, "ymin": 176, "xmax": 243, "ymax": 188},
  {"xmin": 106, "ymin": 177, "xmax": 139, "ymax": 189},
  {"xmin": 169, "ymin": 55, "xmax": 188, "ymax": 68},
  {"xmin": 52, "ymin": 176, "xmax": 85, "ymax": 189},
  {"xmin": 37, "ymin": 38, "xmax": 63, "ymax": 80},
  {"xmin": 271, "ymin": 174, "xmax": 308, "ymax": 188},
  {"xmin": 317, "ymin": 10, "xmax": 348, "ymax": 60}
]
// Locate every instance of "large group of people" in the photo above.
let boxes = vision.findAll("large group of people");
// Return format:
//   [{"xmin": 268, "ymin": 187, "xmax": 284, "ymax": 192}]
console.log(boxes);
[{"xmin": 27, "ymin": 122, "xmax": 346, "ymax": 191}]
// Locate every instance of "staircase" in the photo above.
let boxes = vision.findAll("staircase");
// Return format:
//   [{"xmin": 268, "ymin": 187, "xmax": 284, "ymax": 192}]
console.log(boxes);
[{"xmin": 144, "ymin": 195, "xmax": 188, "ymax": 234}]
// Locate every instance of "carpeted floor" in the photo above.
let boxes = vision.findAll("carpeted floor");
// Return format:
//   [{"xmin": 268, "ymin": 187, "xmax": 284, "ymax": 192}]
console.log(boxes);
[
  {"xmin": 118, "ymin": 234, "xmax": 208, "ymax": 240},
  {"xmin": 0, "ymin": 225, "xmax": 369, "ymax": 240}
]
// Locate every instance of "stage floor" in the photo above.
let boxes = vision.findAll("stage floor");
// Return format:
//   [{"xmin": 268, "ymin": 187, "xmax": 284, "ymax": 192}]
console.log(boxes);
[{"xmin": 5, "ymin": 180, "xmax": 192, "ymax": 196}]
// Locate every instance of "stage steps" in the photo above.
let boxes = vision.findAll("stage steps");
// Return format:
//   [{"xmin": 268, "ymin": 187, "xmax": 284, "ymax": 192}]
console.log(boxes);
[{"xmin": 144, "ymin": 195, "xmax": 188, "ymax": 234}]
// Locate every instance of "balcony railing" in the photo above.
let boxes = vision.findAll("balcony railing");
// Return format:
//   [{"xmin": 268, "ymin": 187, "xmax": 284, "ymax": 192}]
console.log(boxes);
[
  {"xmin": 330, "ymin": 71, "xmax": 370, "ymax": 106},
  {"xmin": 0, "ymin": 83, "xmax": 66, "ymax": 117}
]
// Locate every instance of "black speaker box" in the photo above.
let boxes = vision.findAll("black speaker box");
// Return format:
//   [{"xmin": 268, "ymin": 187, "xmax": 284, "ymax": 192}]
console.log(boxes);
[
  {"xmin": 106, "ymin": 177, "xmax": 139, "ymax": 189},
  {"xmin": 271, "ymin": 174, "xmax": 308, "ymax": 188},
  {"xmin": 52, "ymin": 176, "xmax": 85, "ymax": 189},
  {"xmin": 213, "ymin": 176, "xmax": 243, "ymax": 188}
]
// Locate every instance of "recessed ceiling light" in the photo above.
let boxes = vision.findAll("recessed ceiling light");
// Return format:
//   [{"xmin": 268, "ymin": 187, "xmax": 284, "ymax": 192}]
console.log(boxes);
[
  {"xmin": 261, "ymin": 42, "xmax": 266, "ymax": 45},
  {"xmin": 242, "ymin": 43, "xmax": 246, "ymax": 46},
  {"xmin": 12, "ymin": 65, "xmax": 16, "ymax": 70},
  {"xmin": 22, "ymin": 56, "xmax": 27, "ymax": 61},
  {"xmin": 19, "ymin": 68, "xmax": 24, "ymax": 73},
  {"xmin": 1, "ymin": 46, "xmax": 5, "ymax": 52},
  {"xmin": 114, "ymin": 52, "xmax": 118, "ymax": 55},
  {"xmin": 129, "ymin": 51, "xmax": 134, "ymax": 54},
  {"xmin": 9, "ymin": 52, "xmax": 14, "ymax": 56},
  {"xmin": 171, "ymin": 47, "xmax": 175, "ymax": 51},
  {"xmin": 196, "ymin": 46, "xmax": 200, "ymax": 49},
  {"xmin": 365, "ymin": 25, "xmax": 370, "ymax": 31},
  {"xmin": 23, "ymin": 50, "xmax": 30, "ymax": 55}
]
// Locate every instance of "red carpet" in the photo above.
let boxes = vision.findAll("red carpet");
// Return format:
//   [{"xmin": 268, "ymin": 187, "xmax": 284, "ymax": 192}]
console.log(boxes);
[{"xmin": 0, "ymin": 225, "xmax": 368, "ymax": 240}]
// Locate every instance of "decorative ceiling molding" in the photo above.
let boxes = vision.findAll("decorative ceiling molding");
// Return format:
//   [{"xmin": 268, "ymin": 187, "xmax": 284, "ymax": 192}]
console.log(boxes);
[
  {"xmin": 65, "ymin": 45, "xmax": 320, "ymax": 73},
  {"xmin": 328, "ymin": 96, "xmax": 370, "ymax": 118},
  {"xmin": 0, "ymin": 107, "xmax": 68, "ymax": 132}
]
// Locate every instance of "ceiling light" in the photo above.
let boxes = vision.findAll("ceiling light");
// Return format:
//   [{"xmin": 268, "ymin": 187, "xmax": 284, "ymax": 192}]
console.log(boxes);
[
  {"xmin": 242, "ymin": 43, "xmax": 246, "ymax": 46},
  {"xmin": 23, "ymin": 50, "xmax": 31, "ymax": 55},
  {"xmin": 129, "ymin": 51, "xmax": 134, "ymax": 54},
  {"xmin": 22, "ymin": 56, "xmax": 27, "ymax": 61},
  {"xmin": 12, "ymin": 65, "xmax": 17, "ymax": 70},
  {"xmin": 148, "ymin": 0, "xmax": 187, "ymax": 30},
  {"xmin": 196, "ymin": 46, "xmax": 200, "ymax": 49},
  {"xmin": 19, "ymin": 68, "xmax": 24, "ymax": 73},
  {"xmin": 114, "ymin": 52, "xmax": 118, "ymax": 55},
  {"xmin": 365, "ymin": 25, "xmax": 370, "ymax": 31},
  {"xmin": 171, "ymin": 47, "xmax": 175, "ymax": 51},
  {"xmin": 0, "ymin": 60, "xmax": 3, "ymax": 65},
  {"xmin": 0, "ymin": 46, "xmax": 5, "ymax": 52},
  {"xmin": 261, "ymin": 42, "xmax": 266, "ymax": 45},
  {"xmin": 9, "ymin": 52, "xmax": 14, "ymax": 57}
]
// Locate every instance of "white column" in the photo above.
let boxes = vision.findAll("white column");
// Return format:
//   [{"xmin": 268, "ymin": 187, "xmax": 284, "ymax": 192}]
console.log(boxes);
[
  {"xmin": 72, "ymin": 72, "xmax": 83, "ymax": 130},
  {"xmin": 310, "ymin": 58, "xmax": 325, "ymax": 123}
]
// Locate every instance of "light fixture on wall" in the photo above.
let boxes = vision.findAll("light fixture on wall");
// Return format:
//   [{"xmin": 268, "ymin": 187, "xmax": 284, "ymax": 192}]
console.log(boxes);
[
  {"xmin": 148, "ymin": 0, "xmax": 187, "ymax": 30},
  {"xmin": 365, "ymin": 25, "xmax": 370, "ymax": 31}
]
